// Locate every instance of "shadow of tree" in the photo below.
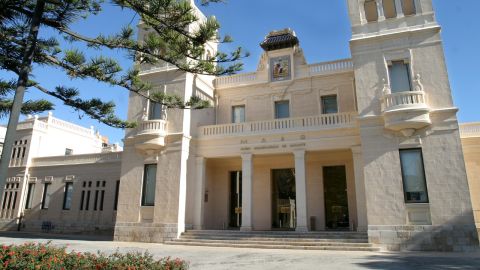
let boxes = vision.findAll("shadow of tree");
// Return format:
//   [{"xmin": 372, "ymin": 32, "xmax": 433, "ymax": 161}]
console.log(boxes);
[{"xmin": 356, "ymin": 253, "xmax": 480, "ymax": 270}]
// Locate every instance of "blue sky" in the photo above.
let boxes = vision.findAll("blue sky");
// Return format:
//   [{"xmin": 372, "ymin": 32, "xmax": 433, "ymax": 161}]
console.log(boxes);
[{"xmin": 1, "ymin": 0, "xmax": 479, "ymax": 145}]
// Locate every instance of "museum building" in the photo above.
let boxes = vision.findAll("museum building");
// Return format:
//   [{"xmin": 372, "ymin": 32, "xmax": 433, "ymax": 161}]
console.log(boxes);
[{"xmin": 1, "ymin": 0, "xmax": 480, "ymax": 251}]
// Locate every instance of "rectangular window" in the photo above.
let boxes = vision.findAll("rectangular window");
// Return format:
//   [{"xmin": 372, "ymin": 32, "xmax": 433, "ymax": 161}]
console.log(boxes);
[
  {"xmin": 12, "ymin": 192, "xmax": 17, "ymax": 209},
  {"xmin": 94, "ymin": 190, "xmax": 99, "ymax": 211},
  {"xmin": 114, "ymin": 180, "xmax": 120, "ymax": 210},
  {"xmin": 142, "ymin": 164, "xmax": 157, "ymax": 206},
  {"xmin": 274, "ymin": 100, "xmax": 290, "ymax": 119},
  {"xmin": 364, "ymin": 0, "xmax": 379, "ymax": 22},
  {"xmin": 321, "ymin": 95, "xmax": 338, "ymax": 114},
  {"xmin": 25, "ymin": 183, "xmax": 35, "ymax": 209},
  {"xmin": 232, "ymin": 105, "xmax": 245, "ymax": 123},
  {"xmin": 149, "ymin": 102, "xmax": 163, "ymax": 120},
  {"xmin": 383, "ymin": 0, "xmax": 397, "ymax": 19},
  {"xmin": 80, "ymin": 190, "xmax": 85, "ymax": 210},
  {"xmin": 100, "ymin": 190, "xmax": 105, "ymax": 211},
  {"xmin": 85, "ymin": 190, "xmax": 91, "ymax": 211},
  {"xmin": 401, "ymin": 0, "xmax": 416, "ymax": 16},
  {"xmin": 41, "ymin": 183, "xmax": 51, "ymax": 209},
  {"xmin": 388, "ymin": 61, "xmax": 412, "ymax": 93},
  {"xmin": 62, "ymin": 183, "xmax": 73, "ymax": 210},
  {"xmin": 2, "ymin": 191, "xmax": 8, "ymax": 209},
  {"xmin": 399, "ymin": 149, "xmax": 429, "ymax": 203}
]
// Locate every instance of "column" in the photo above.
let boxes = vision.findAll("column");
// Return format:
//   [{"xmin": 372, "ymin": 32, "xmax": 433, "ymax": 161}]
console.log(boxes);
[
  {"xmin": 193, "ymin": 157, "xmax": 206, "ymax": 230},
  {"xmin": 294, "ymin": 150, "xmax": 308, "ymax": 232},
  {"xmin": 241, "ymin": 153, "xmax": 253, "ymax": 231},
  {"xmin": 394, "ymin": 0, "xmax": 404, "ymax": 17},
  {"xmin": 352, "ymin": 146, "xmax": 368, "ymax": 232},
  {"xmin": 376, "ymin": 0, "xmax": 386, "ymax": 21}
]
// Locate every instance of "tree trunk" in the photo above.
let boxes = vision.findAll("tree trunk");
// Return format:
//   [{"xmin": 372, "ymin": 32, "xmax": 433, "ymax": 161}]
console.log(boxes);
[{"xmin": 0, "ymin": 0, "xmax": 47, "ymax": 206}]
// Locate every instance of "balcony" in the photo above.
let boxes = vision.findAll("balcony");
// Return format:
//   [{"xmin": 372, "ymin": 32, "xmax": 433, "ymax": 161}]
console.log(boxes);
[
  {"xmin": 133, "ymin": 120, "xmax": 168, "ymax": 153},
  {"xmin": 381, "ymin": 76, "xmax": 431, "ymax": 136},
  {"xmin": 198, "ymin": 112, "xmax": 357, "ymax": 139}
]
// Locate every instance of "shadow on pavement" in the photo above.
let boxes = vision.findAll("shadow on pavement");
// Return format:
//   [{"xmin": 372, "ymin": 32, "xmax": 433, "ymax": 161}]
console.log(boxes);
[{"xmin": 356, "ymin": 253, "xmax": 480, "ymax": 270}]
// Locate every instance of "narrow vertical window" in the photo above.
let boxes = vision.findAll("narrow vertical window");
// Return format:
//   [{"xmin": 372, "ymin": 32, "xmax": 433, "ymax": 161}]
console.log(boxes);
[
  {"xmin": 94, "ymin": 190, "xmax": 99, "ymax": 211},
  {"xmin": 6, "ymin": 192, "xmax": 12, "ymax": 209},
  {"xmin": 2, "ymin": 192, "xmax": 8, "ymax": 209},
  {"xmin": 21, "ymin": 147, "xmax": 26, "ymax": 158},
  {"xmin": 142, "ymin": 164, "xmax": 157, "ymax": 206},
  {"xmin": 100, "ymin": 190, "xmax": 105, "ymax": 211},
  {"xmin": 321, "ymin": 95, "xmax": 338, "ymax": 114},
  {"xmin": 388, "ymin": 61, "xmax": 412, "ymax": 93},
  {"xmin": 11, "ymin": 148, "xmax": 16, "ymax": 159},
  {"xmin": 383, "ymin": 0, "xmax": 397, "ymax": 18},
  {"xmin": 401, "ymin": 0, "xmax": 416, "ymax": 16},
  {"xmin": 80, "ymin": 190, "xmax": 85, "ymax": 210},
  {"xmin": 62, "ymin": 183, "xmax": 73, "ymax": 210},
  {"xmin": 41, "ymin": 183, "xmax": 51, "ymax": 209},
  {"xmin": 364, "ymin": 0, "xmax": 379, "ymax": 22},
  {"xmin": 85, "ymin": 190, "xmax": 91, "ymax": 211},
  {"xmin": 274, "ymin": 100, "xmax": 290, "ymax": 119},
  {"xmin": 232, "ymin": 105, "xmax": 245, "ymax": 123},
  {"xmin": 11, "ymin": 192, "xmax": 17, "ymax": 209},
  {"xmin": 399, "ymin": 149, "xmax": 429, "ymax": 203},
  {"xmin": 25, "ymin": 183, "xmax": 35, "ymax": 209},
  {"xmin": 114, "ymin": 180, "xmax": 120, "ymax": 210},
  {"xmin": 149, "ymin": 102, "xmax": 163, "ymax": 120}
]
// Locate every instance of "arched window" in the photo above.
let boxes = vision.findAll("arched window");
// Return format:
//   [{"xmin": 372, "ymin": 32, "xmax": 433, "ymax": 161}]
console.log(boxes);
[
  {"xmin": 402, "ymin": 0, "xmax": 416, "ymax": 16},
  {"xmin": 383, "ymin": 0, "xmax": 397, "ymax": 19},
  {"xmin": 364, "ymin": 0, "xmax": 379, "ymax": 22}
]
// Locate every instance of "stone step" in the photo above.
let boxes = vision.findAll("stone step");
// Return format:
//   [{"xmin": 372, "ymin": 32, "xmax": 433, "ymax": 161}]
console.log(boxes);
[
  {"xmin": 182, "ymin": 231, "xmax": 368, "ymax": 240},
  {"xmin": 171, "ymin": 238, "xmax": 372, "ymax": 247},
  {"xmin": 165, "ymin": 240, "xmax": 380, "ymax": 252},
  {"xmin": 180, "ymin": 235, "xmax": 368, "ymax": 243}
]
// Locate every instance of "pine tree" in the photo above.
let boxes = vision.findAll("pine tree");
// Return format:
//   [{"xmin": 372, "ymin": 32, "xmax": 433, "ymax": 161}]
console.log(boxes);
[{"xmin": 0, "ymin": 0, "xmax": 246, "ymax": 197}]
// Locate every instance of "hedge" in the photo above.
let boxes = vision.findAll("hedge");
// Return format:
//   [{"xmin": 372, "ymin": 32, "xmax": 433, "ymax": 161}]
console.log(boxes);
[{"xmin": 0, "ymin": 242, "xmax": 188, "ymax": 270}]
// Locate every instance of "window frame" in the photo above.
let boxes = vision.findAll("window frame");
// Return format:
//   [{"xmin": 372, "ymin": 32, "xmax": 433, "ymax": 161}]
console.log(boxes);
[
  {"xmin": 25, "ymin": 183, "xmax": 35, "ymax": 210},
  {"xmin": 388, "ymin": 60, "xmax": 412, "ymax": 93},
  {"xmin": 141, "ymin": 164, "xmax": 157, "ymax": 206},
  {"xmin": 62, "ymin": 182, "xmax": 74, "ymax": 210},
  {"xmin": 231, "ymin": 105, "xmax": 246, "ymax": 124},
  {"xmin": 41, "ymin": 183, "xmax": 51, "ymax": 209},
  {"xmin": 274, "ymin": 100, "xmax": 290, "ymax": 119},
  {"xmin": 399, "ymin": 148, "xmax": 429, "ymax": 204},
  {"xmin": 321, "ymin": 95, "xmax": 339, "ymax": 114}
]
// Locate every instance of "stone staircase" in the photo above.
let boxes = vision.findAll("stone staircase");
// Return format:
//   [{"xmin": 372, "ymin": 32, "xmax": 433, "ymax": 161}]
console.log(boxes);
[{"xmin": 165, "ymin": 230, "xmax": 380, "ymax": 251}]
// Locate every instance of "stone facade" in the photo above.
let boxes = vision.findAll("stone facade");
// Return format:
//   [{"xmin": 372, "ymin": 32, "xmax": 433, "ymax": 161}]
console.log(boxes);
[{"xmin": 1, "ymin": 0, "xmax": 479, "ymax": 252}]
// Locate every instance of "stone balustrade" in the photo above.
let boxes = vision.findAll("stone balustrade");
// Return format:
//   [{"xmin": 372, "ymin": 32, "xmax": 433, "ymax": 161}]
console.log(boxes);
[
  {"xmin": 32, "ymin": 152, "xmax": 122, "ymax": 167},
  {"xmin": 460, "ymin": 123, "xmax": 480, "ymax": 138},
  {"xmin": 136, "ymin": 120, "xmax": 168, "ymax": 136},
  {"xmin": 309, "ymin": 59, "xmax": 353, "ymax": 75},
  {"xmin": 382, "ymin": 91, "xmax": 427, "ymax": 112},
  {"xmin": 214, "ymin": 72, "xmax": 257, "ymax": 88},
  {"xmin": 199, "ymin": 112, "xmax": 357, "ymax": 138}
]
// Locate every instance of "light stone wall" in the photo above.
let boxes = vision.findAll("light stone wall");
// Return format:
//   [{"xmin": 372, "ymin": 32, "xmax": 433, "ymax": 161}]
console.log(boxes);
[
  {"xmin": 203, "ymin": 151, "xmax": 358, "ymax": 231},
  {"xmin": 462, "ymin": 136, "xmax": 480, "ymax": 229},
  {"xmin": 19, "ymin": 161, "xmax": 121, "ymax": 234}
]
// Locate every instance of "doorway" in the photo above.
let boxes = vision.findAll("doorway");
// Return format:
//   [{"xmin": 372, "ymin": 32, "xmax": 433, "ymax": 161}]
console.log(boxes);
[
  {"xmin": 323, "ymin": 166, "xmax": 349, "ymax": 230},
  {"xmin": 229, "ymin": 171, "xmax": 242, "ymax": 228},
  {"xmin": 271, "ymin": 169, "xmax": 296, "ymax": 230}
]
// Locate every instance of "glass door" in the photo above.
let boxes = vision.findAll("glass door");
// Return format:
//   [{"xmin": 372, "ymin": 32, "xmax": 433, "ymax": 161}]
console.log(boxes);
[
  {"xmin": 323, "ymin": 166, "xmax": 349, "ymax": 230},
  {"xmin": 229, "ymin": 171, "xmax": 242, "ymax": 228},
  {"xmin": 271, "ymin": 169, "xmax": 296, "ymax": 230}
]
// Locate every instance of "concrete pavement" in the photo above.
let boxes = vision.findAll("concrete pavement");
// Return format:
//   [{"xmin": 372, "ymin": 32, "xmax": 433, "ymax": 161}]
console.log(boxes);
[{"xmin": 0, "ymin": 232, "xmax": 479, "ymax": 270}]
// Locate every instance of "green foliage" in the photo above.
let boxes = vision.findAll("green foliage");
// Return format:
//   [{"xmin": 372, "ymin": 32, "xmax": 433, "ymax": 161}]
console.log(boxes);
[
  {"xmin": 0, "ymin": 0, "xmax": 246, "ymax": 128},
  {"xmin": 0, "ymin": 242, "xmax": 189, "ymax": 270}
]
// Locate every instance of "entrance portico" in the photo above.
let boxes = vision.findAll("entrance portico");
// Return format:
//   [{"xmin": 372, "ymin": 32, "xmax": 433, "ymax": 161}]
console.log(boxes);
[{"xmin": 193, "ymin": 149, "xmax": 363, "ymax": 232}]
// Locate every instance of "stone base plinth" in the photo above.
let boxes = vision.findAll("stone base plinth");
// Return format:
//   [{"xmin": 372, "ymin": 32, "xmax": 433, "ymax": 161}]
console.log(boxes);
[
  {"xmin": 114, "ymin": 222, "xmax": 178, "ymax": 243},
  {"xmin": 368, "ymin": 225, "xmax": 479, "ymax": 252}
]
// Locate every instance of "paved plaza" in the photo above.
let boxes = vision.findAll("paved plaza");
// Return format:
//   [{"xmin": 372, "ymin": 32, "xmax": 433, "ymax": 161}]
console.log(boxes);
[{"xmin": 0, "ymin": 232, "xmax": 479, "ymax": 270}]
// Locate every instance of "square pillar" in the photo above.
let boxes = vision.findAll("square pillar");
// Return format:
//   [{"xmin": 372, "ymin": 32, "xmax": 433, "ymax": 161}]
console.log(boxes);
[
  {"xmin": 394, "ymin": 0, "xmax": 405, "ymax": 17},
  {"xmin": 241, "ymin": 153, "xmax": 253, "ymax": 231},
  {"xmin": 294, "ymin": 150, "xmax": 308, "ymax": 232},
  {"xmin": 352, "ymin": 146, "xmax": 368, "ymax": 232},
  {"xmin": 193, "ymin": 157, "xmax": 206, "ymax": 230}
]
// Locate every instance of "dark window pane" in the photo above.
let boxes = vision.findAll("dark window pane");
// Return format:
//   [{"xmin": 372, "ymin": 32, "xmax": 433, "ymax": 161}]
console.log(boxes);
[
  {"xmin": 63, "ymin": 183, "xmax": 73, "ymax": 210},
  {"xmin": 25, "ymin": 183, "xmax": 35, "ymax": 209},
  {"xmin": 142, "ymin": 164, "xmax": 157, "ymax": 206},
  {"xmin": 232, "ymin": 106, "xmax": 245, "ymax": 123},
  {"xmin": 41, "ymin": 183, "xmax": 51, "ymax": 209},
  {"xmin": 321, "ymin": 95, "xmax": 338, "ymax": 114},
  {"xmin": 149, "ymin": 102, "xmax": 163, "ymax": 120},
  {"xmin": 114, "ymin": 180, "xmax": 120, "ymax": 210},
  {"xmin": 365, "ymin": 0, "xmax": 379, "ymax": 22},
  {"xmin": 389, "ymin": 61, "xmax": 411, "ymax": 93},
  {"xmin": 400, "ymin": 149, "xmax": 429, "ymax": 203},
  {"xmin": 275, "ymin": 101, "xmax": 290, "ymax": 119}
]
